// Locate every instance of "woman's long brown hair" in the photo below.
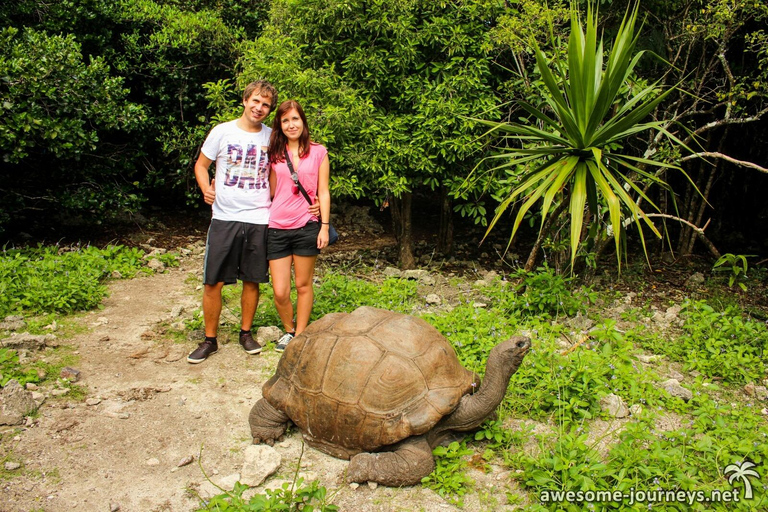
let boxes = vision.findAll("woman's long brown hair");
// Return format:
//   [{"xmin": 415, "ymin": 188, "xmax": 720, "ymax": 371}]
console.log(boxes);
[{"xmin": 268, "ymin": 100, "xmax": 311, "ymax": 165}]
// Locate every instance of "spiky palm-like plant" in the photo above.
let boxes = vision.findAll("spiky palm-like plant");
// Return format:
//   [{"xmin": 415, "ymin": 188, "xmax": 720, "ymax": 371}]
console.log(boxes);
[{"xmin": 479, "ymin": 2, "xmax": 685, "ymax": 270}]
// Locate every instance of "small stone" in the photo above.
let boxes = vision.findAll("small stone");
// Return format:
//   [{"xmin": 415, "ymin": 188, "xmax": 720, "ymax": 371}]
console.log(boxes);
[
  {"xmin": 111, "ymin": 270, "xmax": 122, "ymax": 279},
  {"xmin": 2, "ymin": 333, "xmax": 54, "ymax": 351},
  {"xmin": 744, "ymin": 382, "xmax": 757, "ymax": 397},
  {"xmin": 0, "ymin": 316, "xmax": 25, "ymax": 331},
  {"xmin": 146, "ymin": 458, "xmax": 160, "ymax": 466},
  {"xmin": 637, "ymin": 354, "xmax": 661, "ymax": 363},
  {"xmin": 660, "ymin": 379, "xmax": 693, "ymax": 401},
  {"xmin": 60, "ymin": 367, "xmax": 81, "ymax": 382},
  {"xmin": 240, "ymin": 445, "xmax": 282, "ymax": 487},
  {"xmin": 349, "ymin": 483, "xmax": 360, "ymax": 490},
  {"xmin": 278, "ymin": 441, "xmax": 291, "ymax": 448},
  {"xmin": 110, "ymin": 502, "xmax": 121, "ymax": 512},
  {"xmin": 629, "ymin": 404, "xmax": 643, "ymax": 416},
  {"xmin": 762, "ymin": 408, "xmax": 768, "ymax": 416},
  {"xmin": 177, "ymin": 455, "xmax": 194, "ymax": 467},
  {"xmin": 472, "ymin": 302, "xmax": 487, "ymax": 309},
  {"xmin": 31, "ymin": 392, "xmax": 44, "ymax": 401},
  {"xmin": 684, "ymin": 272, "xmax": 705, "ymax": 289},
  {"xmin": 256, "ymin": 326, "xmax": 282, "ymax": 345},
  {"xmin": 367, "ymin": 481, "xmax": 378, "ymax": 490},
  {"xmin": 170, "ymin": 305, "xmax": 184, "ymax": 318},
  {"xmin": 97, "ymin": 317, "xmax": 109, "ymax": 325},
  {"xmin": 86, "ymin": 398, "xmax": 102, "ymax": 406},
  {"xmin": 755, "ymin": 386, "xmax": 768, "ymax": 401},
  {"xmin": 4, "ymin": 462, "xmax": 21, "ymax": 471},
  {"xmin": 52, "ymin": 418, "xmax": 78, "ymax": 432},
  {"xmin": 104, "ymin": 412, "xmax": 130, "ymax": 419},
  {"xmin": 25, "ymin": 383, "xmax": 38, "ymax": 391},
  {"xmin": 51, "ymin": 389, "xmax": 69, "ymax": 397},
  {"xmin": 99, "ymin": 336, "xmax": 110, "ymax": 342},
  {"xmin": 147, "ymin": 258, "xmax": 165, "ymax": 271},
  {"xmin": 667, "ymin": 369, "xmax": 684, "ymax": 381},
  {"xmin": 425, "ymin": 294, "xmax": 441, "ymax": 305},
  {"xmin": 600, "ymin": 393, "xmax": 629, "ymax": 418}
]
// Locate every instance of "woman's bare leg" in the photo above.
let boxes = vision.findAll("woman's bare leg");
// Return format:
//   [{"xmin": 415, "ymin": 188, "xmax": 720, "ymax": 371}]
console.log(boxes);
[
  {"xmin": 269, "ymin": 256, "xmax": 295, "ymax": 333},
  {"xmin": 293, "ymin": 255, "xmax": 317, "ymax": 334}
]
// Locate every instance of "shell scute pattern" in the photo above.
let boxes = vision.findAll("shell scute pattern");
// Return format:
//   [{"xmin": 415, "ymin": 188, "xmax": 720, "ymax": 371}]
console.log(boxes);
[{"xmin": 262, "ymin": 306, "xmax": 478, "ymax": 451}]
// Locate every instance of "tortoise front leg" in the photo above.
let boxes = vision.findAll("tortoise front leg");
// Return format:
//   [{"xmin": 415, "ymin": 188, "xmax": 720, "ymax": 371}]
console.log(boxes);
[
  {"xmin": 249, "ymin": 398, "xmax": 290, "ymax": 445},
  {"xmin": 347, "ymin": 436, "xmax": 435, "ymax": 487}
]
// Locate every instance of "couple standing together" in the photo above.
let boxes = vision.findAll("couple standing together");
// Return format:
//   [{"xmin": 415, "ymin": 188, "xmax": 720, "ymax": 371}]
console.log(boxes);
[{"xmin": 187, "ymin": 80, "xmax": 331, "ymax": 364}]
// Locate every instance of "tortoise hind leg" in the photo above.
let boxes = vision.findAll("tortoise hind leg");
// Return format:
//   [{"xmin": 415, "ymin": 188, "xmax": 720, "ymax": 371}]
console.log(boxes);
[
  {"xmin": 249, "ymin": 398, "xmax": 290, "ymax": 445},
  {"xmin": 347, "ymin": 436, "xmax": 435, "ymax": 487}
]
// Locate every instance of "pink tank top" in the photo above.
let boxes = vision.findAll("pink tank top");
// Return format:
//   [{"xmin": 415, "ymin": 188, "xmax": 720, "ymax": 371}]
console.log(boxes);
[{"xmin": 268, "ymin": 143, "xmax": 328, "ymax": 229}]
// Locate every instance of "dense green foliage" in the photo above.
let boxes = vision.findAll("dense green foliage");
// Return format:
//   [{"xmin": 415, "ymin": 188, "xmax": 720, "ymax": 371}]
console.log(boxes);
[
  {"xmin": 0, "ymin": 0, "xmax": 263, "ymax": 228},
  {"xmin": 3, "ymin": 0, "xmax": 768, "ymax": 265},
  {"xmin": 0, "ymin": 244, "xmax": 152, "ymax": 316}
]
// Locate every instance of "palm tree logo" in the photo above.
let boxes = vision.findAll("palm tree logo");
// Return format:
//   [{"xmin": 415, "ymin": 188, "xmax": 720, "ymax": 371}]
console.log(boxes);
[{"xmin": 724, "ymin": 461, "xmax": 760, "ymax": 499}]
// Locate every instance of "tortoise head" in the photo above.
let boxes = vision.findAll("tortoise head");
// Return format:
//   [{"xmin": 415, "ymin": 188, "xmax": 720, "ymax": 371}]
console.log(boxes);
[{"xmin": 489, "ymin": 335, "xmax": 531, "ymax": 378}]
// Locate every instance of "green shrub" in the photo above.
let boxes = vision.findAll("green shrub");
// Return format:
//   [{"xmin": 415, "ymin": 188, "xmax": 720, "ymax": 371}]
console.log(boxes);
[
  {"xmin": 421, "ymin": 441, "xmax": 475, "ymax": 506},
  {"xmin": 481, "ymin": 265, "xmax": 596, "ymax": 318},
  {"xmin": 0, "ymin": 348, "xmax": 41, "ymax": 387},
  {"xmin": 647, "ymin": 301, "xmax": 768, "ymax": 384},
  {"xmin": 504, "ymin": 320, "xmax": 667, "ymax": 425},
  {"xmin": 0, "ymin": 244, "xmax": 149, "ymax": 316},
  {"xmin": 198, "ymin": 478, "xmax": 338, "ymax": 512}
]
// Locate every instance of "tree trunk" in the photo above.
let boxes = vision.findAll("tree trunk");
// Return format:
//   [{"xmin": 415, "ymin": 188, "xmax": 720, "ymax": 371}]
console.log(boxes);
[
  {"xmin": 391, "ymin": 192, "xmax": 416, "ymax": 269},
  {"xmin": 437, "ymin": 186, "xmax": 454, "ymax": 255},
  {"xmin": 524, "ymin": 201, "xmax": 569, "ymax": 271}
]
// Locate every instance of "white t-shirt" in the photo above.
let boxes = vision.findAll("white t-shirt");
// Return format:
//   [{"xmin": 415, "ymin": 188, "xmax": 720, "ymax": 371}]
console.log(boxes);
[{"xmin": 201, "ymin": 120, "xmax": 272, "ymax": 224}]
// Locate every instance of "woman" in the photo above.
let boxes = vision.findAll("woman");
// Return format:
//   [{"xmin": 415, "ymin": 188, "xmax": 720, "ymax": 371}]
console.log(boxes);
[{"xmin": 267, "ymin": 100, "xmax": 331, "ymax": 351}]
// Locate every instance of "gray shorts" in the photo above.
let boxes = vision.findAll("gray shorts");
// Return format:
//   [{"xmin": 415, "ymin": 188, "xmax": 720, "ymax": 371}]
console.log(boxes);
[{"xmin": 203, "ymin": 219, "xmax": 269, "ymax": 285}]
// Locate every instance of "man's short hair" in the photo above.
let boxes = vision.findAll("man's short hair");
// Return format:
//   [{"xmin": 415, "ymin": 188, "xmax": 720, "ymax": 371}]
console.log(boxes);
[{"xmin": 243, "ymin": 80, "xmax": 278, "ymax": 112}]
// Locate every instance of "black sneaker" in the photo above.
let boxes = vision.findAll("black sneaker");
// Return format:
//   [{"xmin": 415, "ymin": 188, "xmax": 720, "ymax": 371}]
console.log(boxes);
[
  {"xmin": 239, "ymin": 331, "xmax": 262, "ymax": 355},
  {"xmin": 187, "ymin": 340, "xmax": 218, "ymax": 364},
  {"xmin": 275, "ymin": 332, "xmax": 295, "ymax": 352}
]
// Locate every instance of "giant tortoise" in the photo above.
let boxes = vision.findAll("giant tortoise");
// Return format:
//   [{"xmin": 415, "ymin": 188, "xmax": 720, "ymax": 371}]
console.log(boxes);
[{"xmin": 249, "ymin": 306, "xmax": 530, "ymax": 486}]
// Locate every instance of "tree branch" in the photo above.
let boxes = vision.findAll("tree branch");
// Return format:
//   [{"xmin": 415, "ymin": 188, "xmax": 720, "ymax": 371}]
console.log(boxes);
[
  {"xmin": 680, "ymin": 152, "xmax": 768, "ymax": 174},
  {"xmin": 644, "ymin": 213, "xmax": 720, "ymax": 259}
]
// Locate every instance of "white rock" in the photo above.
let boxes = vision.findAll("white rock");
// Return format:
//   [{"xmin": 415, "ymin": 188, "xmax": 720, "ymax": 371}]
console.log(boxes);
[
  {"xmin": 147, "ymin": 259, "xmax": 165, "ymax": 271},
  {"xmin": 349, "ymin": 483, "xmax": 360, "ymax": 490},
  {"xmin": 600, "ymin": 393, "xmax": 629, "ymax": 418},
  {"xmin": 367, "ymin": 481, "xmax": 378, "ymax": 490},
  {"xmin": 382, "ymin": 267, "xmax": 401, "ymax": 278},
  {"xmin": 240, "ymin": 445, "xmax": 281, "ymax": 487},
  {"xmin": 146, "ymin": 458, "xmax": 160, "ymax": 466},
  {"xmin": 85, "ymin": 398, "xmax": 102, "ymax": 406},
  {"xmin": 425, "ymin": 294, "xmax": 441, "ymax": 305},
  {"xmin": 629, "ymin": 404, "xmax": 643, "ymax": 416},
  {"xmin": 257, "ymin": 326, "xmax": 282, "ymax": 345},
  {"xmin": 4, "ymin": 462, "xmax": 21, "ymax": 471},
  {"xmin": 660, "ymin": 379, "xmax": 693, "ymax": 401}
]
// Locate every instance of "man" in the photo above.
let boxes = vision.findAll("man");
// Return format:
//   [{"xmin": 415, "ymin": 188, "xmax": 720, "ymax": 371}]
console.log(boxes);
[{"xmin": 187, "ymin": 80, "xmax": 317, "ymax": 364}]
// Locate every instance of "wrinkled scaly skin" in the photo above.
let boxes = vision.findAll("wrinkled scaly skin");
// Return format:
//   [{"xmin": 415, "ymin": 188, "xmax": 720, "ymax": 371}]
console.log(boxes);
[
  {"xmin": 248, "ymin": 307, "xmax": 531, "ymax": 486},
  {"xmin": 347, "ymin": 437, "xmax": 435, "ymax": 487},
  {"xmin": 249, "ymin": 398, "xmax": 289, "ymax": 446}
]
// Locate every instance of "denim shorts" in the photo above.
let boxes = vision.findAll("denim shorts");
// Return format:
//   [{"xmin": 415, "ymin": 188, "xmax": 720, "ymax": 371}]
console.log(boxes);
[{"xmin": 267, "ymin": 221, "xmax": 321, "ymax": 260}]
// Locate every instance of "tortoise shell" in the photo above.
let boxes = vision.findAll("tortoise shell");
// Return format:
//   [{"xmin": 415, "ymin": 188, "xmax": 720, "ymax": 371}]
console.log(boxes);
[{"xmin": 262, "ymin": 306, "xmax": 477, "ymax": 454}]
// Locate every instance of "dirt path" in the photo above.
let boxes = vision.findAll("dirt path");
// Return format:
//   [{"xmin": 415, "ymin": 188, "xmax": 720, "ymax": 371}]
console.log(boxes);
[{"xmin": 1, "ymin": 255, "xmax": 518, "ymax": 512}]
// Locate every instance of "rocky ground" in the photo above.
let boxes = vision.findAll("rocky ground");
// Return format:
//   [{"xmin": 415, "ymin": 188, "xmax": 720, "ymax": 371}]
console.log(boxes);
[
  {"xmin": 0, "ymin": 224, "xmax": 538, "ymax": 512},
  {"xmin": 1, "ymin": 206, "xmax": 766, "ymax": 512}
]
